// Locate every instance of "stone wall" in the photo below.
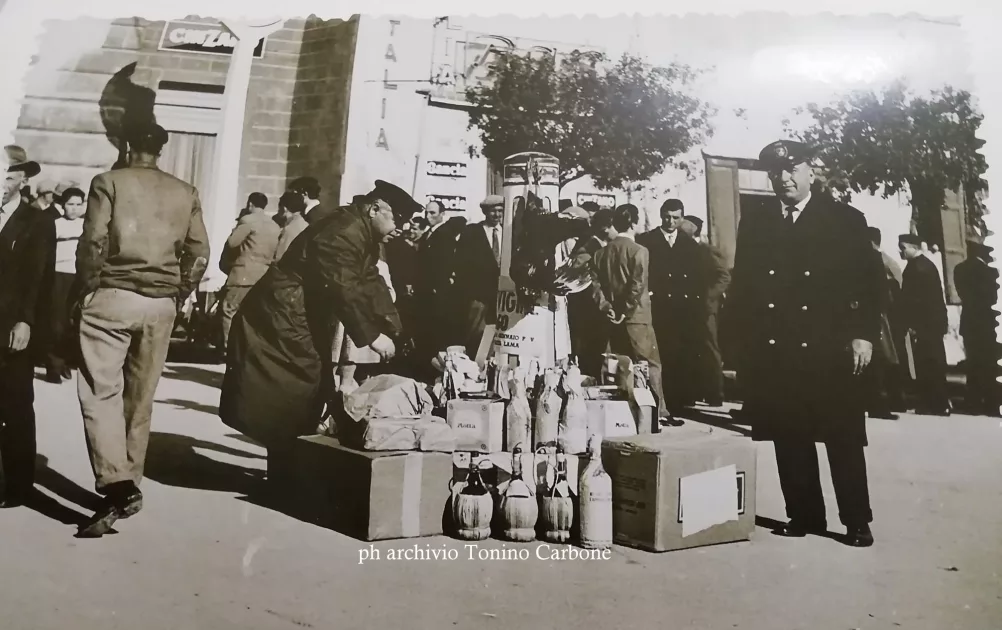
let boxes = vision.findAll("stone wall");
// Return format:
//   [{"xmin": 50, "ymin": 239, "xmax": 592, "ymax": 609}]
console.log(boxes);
[
  {"xmin": 287, "ymin": 16, "xmax": 359, "ymax": 210},
  {"xmin": 14, "ymin": 15, "xmax": 308, "ymax": 210}
]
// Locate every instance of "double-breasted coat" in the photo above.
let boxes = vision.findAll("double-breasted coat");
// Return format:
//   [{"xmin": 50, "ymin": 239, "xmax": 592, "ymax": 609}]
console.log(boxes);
[
  {"xmin": 219, "ymin": 204, "xmax": 401, "ymax": 445},
  {"xmin": 727, "ymin": 194, "xmax": 879, "ymax": 445}
]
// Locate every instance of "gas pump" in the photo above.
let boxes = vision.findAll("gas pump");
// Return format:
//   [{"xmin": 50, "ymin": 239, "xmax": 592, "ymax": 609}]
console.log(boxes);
[{"xmin": 474, "ymin": 152, "xmax": 571, "ymax": 368}]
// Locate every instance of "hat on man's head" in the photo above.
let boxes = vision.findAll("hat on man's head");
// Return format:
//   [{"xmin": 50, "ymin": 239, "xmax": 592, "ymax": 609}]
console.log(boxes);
[
  {"xmin": 367, "ymin": 179, "xmax": 423, "ymax": 223},
  {"xmin": 35, "ymin": 179, "xmax": 56, "ymax": 195},
  {"xmin": 123, "ymin": 122, "xmax": 169, "ymax": 154},
  {"xmin": 480, "ymin": 194, "xmax": 504, "ymax": 209},
  {"xmin": 758, "ymin": 140, "xmax": 815, "ymax": 170},
  {"xmin": 4, "ymin": 145, "xmax": 40, "ymax": 178},
  {"xmin": 54, "ymin": 181, "xmax": 78, "ymax": 197},
  {"xmin": 898, "ymin": 233, "xmax": 923, "ymax": 247}
]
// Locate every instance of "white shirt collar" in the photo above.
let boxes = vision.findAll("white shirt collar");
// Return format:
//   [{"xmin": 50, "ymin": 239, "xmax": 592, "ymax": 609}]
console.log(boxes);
[
  {"xmin": 304, "ymin": 199, "xmax": 320, "ymax": 213},
  {"xmin": 484, "ymin": 223, "xmax": 501, "ymax": 239},
  {"xmin": 1, "ymin": 195, "xmax": 20, "ymax": 215},
  {"xmin": 660, "ymin": 228, "xmax": 677, "ymax": 244},
  {"xmin": 784, "ymin": 191, "xmax": 812, "ymax": 220}
]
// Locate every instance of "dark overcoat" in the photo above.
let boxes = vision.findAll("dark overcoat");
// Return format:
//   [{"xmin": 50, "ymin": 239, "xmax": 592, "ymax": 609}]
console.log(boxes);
[
  {"xmin": 727, "ymin": 194, "xmax": 879, "ymax": 445},
  {"xmin": 219, "ymin": 204, "xmax": 401, "ymax": 445},
  {"xmin": 637, "ymin": 229, "xmax": 715, "ymax": 336}
]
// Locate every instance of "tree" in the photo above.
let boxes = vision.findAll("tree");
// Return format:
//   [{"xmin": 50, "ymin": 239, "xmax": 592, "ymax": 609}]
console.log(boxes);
[
  {"xmin": 466, "ymin": 50, "xmax": 716, "ymax": 190},
  {"xmin": 787, "ymin": 81, "xmax": 988, "ymax": 242}
]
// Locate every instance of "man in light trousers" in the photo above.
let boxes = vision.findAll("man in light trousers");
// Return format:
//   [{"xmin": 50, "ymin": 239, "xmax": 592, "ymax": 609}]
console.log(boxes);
[{"xmin": 73, "ymin": 122, "xmax": 209, "ymax": 537}]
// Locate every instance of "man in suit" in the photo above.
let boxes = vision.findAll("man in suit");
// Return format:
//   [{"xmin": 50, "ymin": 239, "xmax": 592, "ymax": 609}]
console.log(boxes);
[
  {"xmin": 413, "ymin": 201, "xmax": 466, "ymax": 366},
  {"xmin": 638, "ymin": 199, "xmax": 717, "ymax": 413},
  {"xmin": 680, "ymin": 215, "xmax": 730, "ymax": 406},
  {"xmin": 728, "ymin": 140, "xmax": 879, "ymax": 547},
  {"xmin": 0, "ymin": 145, "xmax": 55, "ymax": 509},
  {"xmin": 453, "ymin": 195, "xmax": 504, "ymax": 356},
  {"xmin": 219, "ymin": 192, "xmax": 281, "ymax": 349},
  {"xmin": 954, "ymin": 240, "xmax": 1000, "ymax": 415},
  {"xmin": 290, "ymin": 176, "xmax": 333, "ymax": 225},
  {"xmin": 898, "ymin": 233, "xmax": 950, "ymax": 416},
  {"xmin": 866, "ymin": 227, "xmax": 906, "ymax": 419},
  {"xmin": 73, "ymin": 122, "xmax": 210, "ymax": 537},
  {"xmin": 567, "ymin": 207, "xmax": 616, "ymax": 377},
  {"xmin": 591, "ymin": 204, "xmax": 677, "ymax": 428}
]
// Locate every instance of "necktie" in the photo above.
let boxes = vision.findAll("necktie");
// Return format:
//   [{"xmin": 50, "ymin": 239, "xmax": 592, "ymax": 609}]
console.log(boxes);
[
  {"xmin": 785, "ymin": 207, "xmax": 797, "ymax": 227},
  {"xmin": 492, "ymin": 227, "xmax": 501, "ymax": 264}
]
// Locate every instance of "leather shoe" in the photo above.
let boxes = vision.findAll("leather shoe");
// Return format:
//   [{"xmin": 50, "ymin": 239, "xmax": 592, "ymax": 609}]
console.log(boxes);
[
  {"xmin": 845, "ymin": 525, "xmax": 874, "ymax": 547},
  {"xmin": 773, "ymin": 521, "xmax": 827, "ymax": 538},
  {"xmin": 117, "ymin": 489, "xmax": 143, "ymax": 519},
  {"xmin": 660, "ymin": 415, "xmax": 685, "ymax": 428},
  {"xmin": 77, "ymin": 502, "xmax": 121, "ymax": 538}
]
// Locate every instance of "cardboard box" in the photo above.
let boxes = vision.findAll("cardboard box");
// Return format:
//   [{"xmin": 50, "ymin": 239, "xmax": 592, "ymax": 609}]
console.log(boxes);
[
  {"xmin": 603, "ymin": 429, "xmax": 757, "ymax": 552},
  {"xmin": 283, "ymin": 435, "xmax": 453, "ymax": 541},
  {"xmin": 447, "ymin": 398, "xmax": 504, "ymax": 452},
  {"xmin": 585, "ymin": 399, "xmax": 639, "ymax": 439}
]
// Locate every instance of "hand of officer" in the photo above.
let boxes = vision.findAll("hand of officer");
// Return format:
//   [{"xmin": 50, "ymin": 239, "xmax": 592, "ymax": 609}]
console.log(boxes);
[
  {"xmin": 370, "ymin": 334, "xmax": 397, "ymax": 361},
  {"xmin": 9, "ymin": 322, "xmax": 31, "ymax": 352},
  {"xmin": 850, "ymin": 339, "xmax": 873, "ymax": 375}
]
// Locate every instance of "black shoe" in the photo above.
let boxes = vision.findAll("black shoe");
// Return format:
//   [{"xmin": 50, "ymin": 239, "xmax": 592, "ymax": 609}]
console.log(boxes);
[
  {"xmin": 845, "ymin": 525, "xmax": 874, "ymax": 547},
  {"xmin": 773, "ymin": 521, "xmax": 827, "ymax": 538},
  {"xmin": 868, "ymin": 410, "xmax": 899, "ymax": 420},
  {"xmin": 659, "ymin": 415, "xmax": 685, "ymax": 428},
  {"xmin": 77, "ymin": 502, "xmax": 121, "ymax": 538},
  {"xmin": 705, "ymin": 398, "xmax": 724, "ymax": 408},
  {"xmin": 117, "ymin": 489, "xmax": 143, "ymax": 519},
  {"xmin": 44, "ymin": 372, "xmax": 63, "ymax": 384}
]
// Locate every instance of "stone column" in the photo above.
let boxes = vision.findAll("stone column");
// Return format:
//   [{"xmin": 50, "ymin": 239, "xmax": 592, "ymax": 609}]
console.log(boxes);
[{"xmin": 202, "ymin": 17, "xmax": 285, "ymax": 292}]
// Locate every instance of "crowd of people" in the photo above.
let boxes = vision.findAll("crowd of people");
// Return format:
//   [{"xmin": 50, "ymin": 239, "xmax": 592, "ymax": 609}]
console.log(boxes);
[{"xmin": 1, "ymin": 121, "xmax": 998, "ymax": 550}]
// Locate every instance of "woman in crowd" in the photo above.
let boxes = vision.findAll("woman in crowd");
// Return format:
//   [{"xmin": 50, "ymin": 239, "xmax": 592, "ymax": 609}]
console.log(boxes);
[{"xmin": 45, "ymin": 186, "xmax": 86, "ymax": 382}]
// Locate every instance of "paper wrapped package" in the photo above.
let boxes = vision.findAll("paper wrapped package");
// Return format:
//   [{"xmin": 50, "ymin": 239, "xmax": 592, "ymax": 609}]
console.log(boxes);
[
  {"xmin": 343, "ymin": 375, "xmax": 435, "ymax": 422},
  {"xmin": 360, "ymin": 417, "xmax": 457, "ymax": 452}
]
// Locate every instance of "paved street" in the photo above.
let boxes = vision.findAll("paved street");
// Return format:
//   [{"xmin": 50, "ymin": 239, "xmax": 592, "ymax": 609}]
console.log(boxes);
[{"xmin": 1, "ymin": 362, "xmax": 1000, "ymax": 630}]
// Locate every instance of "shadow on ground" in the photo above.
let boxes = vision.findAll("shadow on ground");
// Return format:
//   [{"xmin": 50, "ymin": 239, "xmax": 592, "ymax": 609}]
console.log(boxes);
[
  {"xmin": 161, "ymin": 364, "xmax": 223, "ymax": 389},
  {"xmin": 143, "ymin": 432, "xmax": 265, "ymax": 496},
  {"xmin": 25, "ymin": 455, "xmax": 104, "ymax": 526},
  {"xmin": 682, "ymin": 407, "xmax": 753, "ymax": 437}
]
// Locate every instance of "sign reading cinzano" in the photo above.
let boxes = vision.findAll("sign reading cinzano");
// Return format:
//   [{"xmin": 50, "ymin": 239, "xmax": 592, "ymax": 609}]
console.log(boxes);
[{"xmin": 159, "ymin": 21, "xmax": 266, "ymax": 58}]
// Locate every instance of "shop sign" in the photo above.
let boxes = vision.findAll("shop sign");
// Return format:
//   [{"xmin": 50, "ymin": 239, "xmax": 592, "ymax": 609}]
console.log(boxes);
[
  {"xmin": 576, "ymin": 192, "xmax": 617, "ymax": 208},
  {"xmin": 427, "ymin": 193, "xmax": 467, "ymax": 211},
  {"xmin": 159, "ymin": 21, "xmax": 266, "ymax": 58},
  {"xmin": 426, "ymin": 160, "xmax": 468, "ymax": 178}
]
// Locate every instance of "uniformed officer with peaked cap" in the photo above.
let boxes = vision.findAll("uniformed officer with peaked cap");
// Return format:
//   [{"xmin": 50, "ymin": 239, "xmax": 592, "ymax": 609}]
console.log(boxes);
[{"xmin": 727, "ymin": 139, "xmax": 881, "ymax": 547}]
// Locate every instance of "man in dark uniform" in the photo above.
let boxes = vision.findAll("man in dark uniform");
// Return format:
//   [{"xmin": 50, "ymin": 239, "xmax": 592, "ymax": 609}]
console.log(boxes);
[
  {"xmin": 954, "ymin": 240, "xmax": 1000, "ymax": 415},
  {"xmin": 453, "ymin": 195, "xmax": 504, "ymax": 356},
  {"xmin": 638, "ymin": 199, "xmax": 716, "ymax": 413},
  {"xmin": 866, "ymin": 227, "xmax": 906, "ymax": 419},
  {"xmin": 728, "ymin": 140, "xmax": 879, "ymax": 547},
  {"xmin": 413, "ymin": 200, "xmax": 466, "ymax": 369},
  {"xmin": 0, "ymin": 146, "xmax": 55, "ymax": 508},
  {"xmin": 898, "ymin": 233, "xmax": 951, "ymax": 415},
  {"xmin": 220, "ymin": 181, "xmax": 422, "ymax": 450}
]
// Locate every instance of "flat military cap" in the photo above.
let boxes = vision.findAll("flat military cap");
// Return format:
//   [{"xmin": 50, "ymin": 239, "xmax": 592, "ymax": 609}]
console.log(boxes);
[
  {"xmin": 369, "ymin": 179, "xmax": 423, "ymax": 222},
  {"xmin": 898, "ymin": 233, "xmax": 923, "ymax": 246},
  {"xmin": 758, "ymin": 140, "xmax": 815, "ymax": 169},
  {"xmin": 4, "ymin": 145, "xmax": 40, "ymax": 177},
  {"xmin": 480, "ymin": 194, "xmax": 504, "ymax": 208},
  {"xmin": 35, "ymin": 179, "xmax": 56, "ymax": 195}
]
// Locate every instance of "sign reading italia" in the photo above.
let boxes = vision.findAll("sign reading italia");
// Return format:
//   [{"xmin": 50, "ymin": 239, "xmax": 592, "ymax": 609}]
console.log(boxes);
[{"xmin": 159, "ymin": 21, "xmax": 266, "ymax": 58}]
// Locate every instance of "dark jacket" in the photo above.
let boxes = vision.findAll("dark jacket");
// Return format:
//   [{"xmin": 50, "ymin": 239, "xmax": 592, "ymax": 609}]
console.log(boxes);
[
  {"xmin": 453, "ymin": 222, "xmax": 501, "ymax": 307},
  {"xmin": 727, "ymin": 193, "xmax": 879, "ymax": 445},
  {"xmin": 900, "ymin": 254, "xmax": 948, "ymax": 336},
  {"xmin": 305, "ymin": 204, "xmax": 336, "ymax": 225},
  {"xmin": 954, "ymin": 254, "xmax": 998, "ymax": 341},
  {"xmin": 416, "ymin": 217, "xmax": 466, "ymax": 299},
  {"xmin": 75, "ymin": 165, "xmax": 210, "ymax": 300},
  {"xmin": 0, "ymin": 201, "xmax": 56, "ymax": 364},
  {"xmin": 590, "ymin": 235, "xmax": 652, "ymax": 325},
  {"xmin": 637, "ymin": 228, "xmax": 716, "ymax": 327}
]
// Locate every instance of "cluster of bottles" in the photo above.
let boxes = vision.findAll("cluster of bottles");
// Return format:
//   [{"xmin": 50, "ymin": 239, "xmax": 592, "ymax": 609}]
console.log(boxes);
[{"xmin": 450, "ymin": 435, "xmax": 613, "ymax": 550}]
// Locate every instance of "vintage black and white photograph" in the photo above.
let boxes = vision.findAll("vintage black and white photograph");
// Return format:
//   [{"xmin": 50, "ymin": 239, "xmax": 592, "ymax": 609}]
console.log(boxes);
[{"xmin": 0, "ymin": 0, "xmax": 999, "ymax": 628}]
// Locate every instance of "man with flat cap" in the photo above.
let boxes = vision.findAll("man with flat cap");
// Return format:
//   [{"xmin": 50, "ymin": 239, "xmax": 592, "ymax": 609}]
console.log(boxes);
[
  {"xmin": 220, "ymin": 180, "xmax": 422, "ymax": 453},
  {"xmin": 0, "ymin": 145, "xmax": 55, "ymax": 509},
  {"xmin": 898, "ymin": 233, "xmax": 950, "ymax": 415},
  {"xmin": 727, "ymin": 139, "xmax": 880, "ymax": 547}
]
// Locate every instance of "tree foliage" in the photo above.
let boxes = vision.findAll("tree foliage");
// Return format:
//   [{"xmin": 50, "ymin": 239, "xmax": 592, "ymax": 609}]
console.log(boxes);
[
  {"xmin": 466, "ymin": 50, "xmax": 716, "ymax": 190},
  {"xmin": 787, "ymin": 81, "xmax": 987, "ymax": 237}
]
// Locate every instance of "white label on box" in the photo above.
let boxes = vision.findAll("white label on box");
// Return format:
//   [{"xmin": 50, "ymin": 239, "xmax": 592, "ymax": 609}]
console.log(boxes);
[
  {"xmin": 632, "ymin": 388, "xmax": 656, "ymax": 408},
  {"xmin": 679, "ymin": 465, "xmax": 739, "ymax": 537}
]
